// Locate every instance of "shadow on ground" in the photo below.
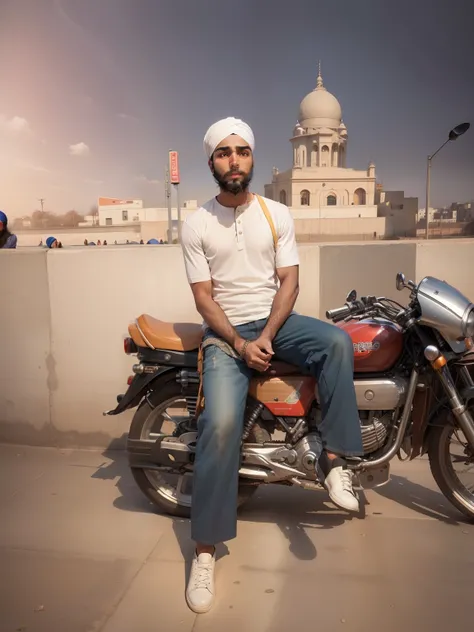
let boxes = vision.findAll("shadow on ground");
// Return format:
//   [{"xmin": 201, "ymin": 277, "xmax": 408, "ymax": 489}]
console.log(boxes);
[
  {"xmin": 92, "ymin": 437, "xmax": 466, "ymax": 566},
  {"xmin": 372, "ymin": 472, "xmax": 463, "ymax": 525}
]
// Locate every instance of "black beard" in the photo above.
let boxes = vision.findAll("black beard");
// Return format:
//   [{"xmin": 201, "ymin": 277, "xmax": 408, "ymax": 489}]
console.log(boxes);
[{"xmin": 212, "ymin": 166, "xmax": 254, "ymax": 195}]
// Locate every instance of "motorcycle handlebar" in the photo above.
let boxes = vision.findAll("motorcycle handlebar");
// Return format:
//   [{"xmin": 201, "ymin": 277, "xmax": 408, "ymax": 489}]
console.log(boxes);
[
  {"xmin": 327, "ymin": 295, "xmax": 409, "ymax": 324},
  {"xmin": 326, "ymin": 298, "xmax": 369, "ymax": 322},
  {"xmin": 326, "ymin": 305, "xmax": 351, "ymax": 321}
]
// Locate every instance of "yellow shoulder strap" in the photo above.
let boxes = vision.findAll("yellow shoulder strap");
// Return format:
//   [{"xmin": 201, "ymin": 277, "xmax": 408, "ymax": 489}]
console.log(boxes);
[{"xmin": 256, "ymin": 194, "xmax": 278, "ymax": 250}]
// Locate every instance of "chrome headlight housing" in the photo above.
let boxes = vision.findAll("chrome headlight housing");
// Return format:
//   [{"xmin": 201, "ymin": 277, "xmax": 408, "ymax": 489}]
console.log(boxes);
[
  {"xmin": 417, "ymin": 277, "xmax": 474, "ymax": 346},
  {"xmin": 463, "ymin": 307, "xmax": 474, "ymax": 338}
]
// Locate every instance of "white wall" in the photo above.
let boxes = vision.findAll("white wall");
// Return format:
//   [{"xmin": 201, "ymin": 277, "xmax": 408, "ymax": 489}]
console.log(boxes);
[
  {"xmin": 416, "ymin": 240, "xmax": 474, "ymax": 299},
  {"xmin": 293, "ymin": 216, "xmax": 386, "ymax": 238},
  {"xmin": 99, "ymin": 206, "xmax": 197, "ymax": 226},
  {"xmin": 290, "ymin": 205, "xmax": 378, "ymax": 219},
  {"xmin": 0, "ymin": 251, "xmax": 52, "ymax": 443},
  {"xmin": 2, "ymin": 241, "xmax": 474, "ymax": 448}
]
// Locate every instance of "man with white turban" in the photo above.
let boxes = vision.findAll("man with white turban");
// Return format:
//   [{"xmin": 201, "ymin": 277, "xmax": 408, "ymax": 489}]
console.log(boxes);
[{"xmin": 181, "ymin": 117, "xmax": 363, "ymax": 613}]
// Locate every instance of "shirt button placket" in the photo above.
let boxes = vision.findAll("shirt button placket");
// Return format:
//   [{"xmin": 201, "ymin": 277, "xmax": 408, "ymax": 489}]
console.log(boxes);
[{"xmin": 236, "ymin": 209, "xmax": 244, "ymax": 250}]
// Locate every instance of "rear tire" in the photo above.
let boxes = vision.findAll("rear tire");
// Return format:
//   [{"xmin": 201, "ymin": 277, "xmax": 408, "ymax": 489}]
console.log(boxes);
[{"xmin": 128, "ymin": 379, "xmax": 269, "ymax": 518}]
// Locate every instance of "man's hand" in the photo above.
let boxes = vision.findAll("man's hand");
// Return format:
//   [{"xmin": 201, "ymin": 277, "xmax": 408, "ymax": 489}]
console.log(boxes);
[
  {"xmin": 236, "ymin": 335, "xmax": 274, "ymax": 372},
  {"xmin": 255, "ymin": 335, "xmax": 274, "ymax": 357}
]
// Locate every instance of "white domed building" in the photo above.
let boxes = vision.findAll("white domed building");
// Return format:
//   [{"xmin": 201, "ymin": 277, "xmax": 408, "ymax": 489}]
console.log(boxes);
[{"xmin": 264, "ymin": 68, "xmax": 377, "ymax": 220}]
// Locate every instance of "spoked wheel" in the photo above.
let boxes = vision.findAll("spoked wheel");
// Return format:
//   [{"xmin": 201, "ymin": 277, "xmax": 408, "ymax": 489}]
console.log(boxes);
[
  {"xmin": 428, "ymin": 412, "xmax": 474, "ymax": 521},
  {"xmin": 128, "ymin": 380, "xmax": 269, "ymax": 518}
]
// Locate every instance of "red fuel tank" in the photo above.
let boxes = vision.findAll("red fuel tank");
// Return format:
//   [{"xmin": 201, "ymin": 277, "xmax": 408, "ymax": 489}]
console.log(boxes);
[{"xmin": 338, "ymin": 319, "xmax": 403, "ymax": 373}]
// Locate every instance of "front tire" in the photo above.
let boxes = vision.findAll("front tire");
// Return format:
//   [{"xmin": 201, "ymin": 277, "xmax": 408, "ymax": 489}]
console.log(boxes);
[
  {"xmin": 128, "ymin": 379, "xmax": 269, "ymax": 518},
  {"xmin": 428, "ymin": 412, "xmax": 474, "ymax": 522}
]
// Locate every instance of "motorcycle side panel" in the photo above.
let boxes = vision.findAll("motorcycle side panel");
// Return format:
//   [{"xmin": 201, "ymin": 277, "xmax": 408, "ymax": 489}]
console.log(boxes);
[
  {"xmin": 338, "ymin": 319, "xmax": 403, "ymax": 373},
  {"xmin": 249, "ymin": 376, "xmax": 316, "ymax": 416}
]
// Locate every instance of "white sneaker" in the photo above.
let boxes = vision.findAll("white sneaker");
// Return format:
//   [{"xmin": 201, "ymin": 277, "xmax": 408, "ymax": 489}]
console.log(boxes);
[
  {"xmin": 185, "ymin": 551, "xmax": 215, "ymax": 614},
  {"xmin": 322, "ymin": 457, "xmax": 359, "ymax": 512}
]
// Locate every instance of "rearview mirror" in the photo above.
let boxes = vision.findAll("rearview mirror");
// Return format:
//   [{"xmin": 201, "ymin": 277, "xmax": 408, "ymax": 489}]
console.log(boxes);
[
  {"xmin": 346, "ymin": 289, "xmax": 357, "ymax": 302},
  {"xmin": 395, "ymin": 273, "xmax": 406, "ymax": 291}
]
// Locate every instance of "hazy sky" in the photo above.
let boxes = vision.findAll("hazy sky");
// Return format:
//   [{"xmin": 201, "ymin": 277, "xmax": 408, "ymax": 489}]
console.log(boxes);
[{"xmin": 0, "ymin": 0, "xmax": 473, "ymax": 218}]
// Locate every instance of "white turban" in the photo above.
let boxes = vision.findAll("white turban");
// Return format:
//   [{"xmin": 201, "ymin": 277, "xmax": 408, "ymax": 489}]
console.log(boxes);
[{"xmin": 203, "ymin": 117, "xmax": 255, "ymax": 159}]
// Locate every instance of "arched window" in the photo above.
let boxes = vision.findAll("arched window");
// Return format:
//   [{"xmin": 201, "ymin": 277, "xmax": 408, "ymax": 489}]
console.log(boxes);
[
  {"xmin": 327, "ymin": 195, "xmax": 337, "ymax": 206},
  {"xmin": 279, "ymin": 190, "xmax": 287, "ymax": 205},
  {"xmin": 300, "ymin": 190, "xmax": 310, "ymax": 206},
  {"xmin": 354, "ymin": 188, "xmax": 366, "ymax": 205},
  {"xmin": 321, "ymin": 145, "xmax": 329, "ymax": 167}
]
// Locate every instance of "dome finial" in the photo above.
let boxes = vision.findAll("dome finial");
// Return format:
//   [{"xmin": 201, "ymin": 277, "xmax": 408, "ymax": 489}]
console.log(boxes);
[{"xmin": 316, "ymin": 60, "xmax": 323, "ymax": 88}]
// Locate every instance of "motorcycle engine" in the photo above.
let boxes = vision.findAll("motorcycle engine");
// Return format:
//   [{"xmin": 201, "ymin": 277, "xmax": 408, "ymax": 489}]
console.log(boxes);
[
  {"xmin": 309, "ymin": 406, "xmax": 391, "ymax": 456},
  {"xmin": 359, "ymin": 411, "xmax": 390, "ymax": 454},
  {"xmin": 292, "ymin": 433, "xmax": 323, "ymax": 475},
  {"xmin": 289, "ymin": 413, "xmax": 390, "ymax": 475}
]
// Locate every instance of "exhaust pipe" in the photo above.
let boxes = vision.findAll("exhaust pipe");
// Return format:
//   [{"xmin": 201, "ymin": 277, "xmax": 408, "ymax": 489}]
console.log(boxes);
[
  {"xmin": 127, "ymin": 435, "xmax": 196, "ymax": 468},
  {"xmin": 127, "ymin": 436, "xmax": 273, "ymax": 482}
]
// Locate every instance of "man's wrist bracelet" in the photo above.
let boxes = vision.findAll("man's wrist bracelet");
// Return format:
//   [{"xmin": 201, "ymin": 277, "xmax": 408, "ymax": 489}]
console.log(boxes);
[{"xmin": 239, "ymin": 340, "xmax": 250, "ymax": 358}]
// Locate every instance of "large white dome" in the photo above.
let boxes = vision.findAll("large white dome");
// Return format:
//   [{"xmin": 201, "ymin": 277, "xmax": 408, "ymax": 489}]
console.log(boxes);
[{"xmin": 298, "ymin": 72, "xmax": 342, "ymax": 129}]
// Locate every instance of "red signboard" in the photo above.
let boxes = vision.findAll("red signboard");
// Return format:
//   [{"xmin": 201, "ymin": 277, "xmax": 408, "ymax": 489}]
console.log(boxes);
[{"xmin": 169, "ymin": 150, "xmax": 180, "ymax": 184}]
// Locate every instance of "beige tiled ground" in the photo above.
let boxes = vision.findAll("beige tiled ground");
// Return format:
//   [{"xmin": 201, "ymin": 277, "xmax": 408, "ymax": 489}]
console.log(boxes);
[{"xmin": 0, "ymin": 444, "xmax": 472, "ymax": 632}]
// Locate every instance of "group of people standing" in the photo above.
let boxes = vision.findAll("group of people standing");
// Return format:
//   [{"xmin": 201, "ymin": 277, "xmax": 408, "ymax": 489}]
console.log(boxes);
[
  {"xmin": 0, "ymin": 211, "xmax": 63, "ymax": 250},
  {"xmin": 83, "ymin": 238, "xmax": 164, "ymax": 246},
  {"xmin": 0, "ymin": 211, "xmax": 165, "ymax": 249}
]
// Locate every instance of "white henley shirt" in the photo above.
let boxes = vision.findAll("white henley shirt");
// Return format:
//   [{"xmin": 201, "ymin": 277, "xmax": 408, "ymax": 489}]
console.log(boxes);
[{"xmin": 181, "ymin": 195, "xmax": 299, "ymax": 326}]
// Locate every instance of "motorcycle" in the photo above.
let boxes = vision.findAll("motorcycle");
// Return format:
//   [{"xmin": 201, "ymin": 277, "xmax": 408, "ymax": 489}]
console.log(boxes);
[{"xmin": 105, "ymin": 272, "xmax": 474, "ymax": 521}]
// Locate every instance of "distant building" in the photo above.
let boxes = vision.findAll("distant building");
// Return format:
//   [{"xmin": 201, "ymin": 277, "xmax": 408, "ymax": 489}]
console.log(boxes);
[
  {"xmin": 98, "ymin": 198, "xmax": 144, "ymax": 226},
  {"xmin": 18, "ymin": 216, "xmax": 32, "ymax": 228},
  {"xmin": 450, "ymin": 201, "xmax": 473, "ymax": 222},
  {"xmin": 264, "ymin": 67, "xmax": 377, "ymax": 219},
  {"xmin": 376, "ymin": 190, "xmax": 418, "ymax": 237},
  {"xmin": 97, "ymin": 197, "xmax": 198, "ymax": 227},
  {"xmin": 417, "ymin": 207, "xmax": 458, "ymax": 224},
  {"xmin": 262, "ymin": 66, "xmax": 416, "ymax": 239},
  {"xmin": 79, "ymin": 214, "xmax": 98, "ymax": 227}
]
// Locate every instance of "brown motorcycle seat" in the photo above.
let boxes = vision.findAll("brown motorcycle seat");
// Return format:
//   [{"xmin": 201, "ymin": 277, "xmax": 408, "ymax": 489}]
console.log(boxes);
[
  {"xmin": 136, "ymin": 314, "xmax": 203, "ymax": 351},
  {"xmin": 128, "ymin": 322, "xmax": 148, "ymax": 347},
  {"xmin": 133, "ymin": 315, "xmax": 302, "ymax": 374}
]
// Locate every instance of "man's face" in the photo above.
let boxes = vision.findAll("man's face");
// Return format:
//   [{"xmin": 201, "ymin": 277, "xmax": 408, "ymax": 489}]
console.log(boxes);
[
  {"xmin": 210, "ymin": 134, "xmax": 254, "ymax": 195},
  {"xmin": 0, "ymin": 221, "xmax": 4, "ymax": 231}
]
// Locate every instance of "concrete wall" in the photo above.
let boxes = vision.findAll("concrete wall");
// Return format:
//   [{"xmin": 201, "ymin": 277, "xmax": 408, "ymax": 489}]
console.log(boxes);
[
  {"xmin": 385, "ymin": 213, "xmax": 416, "ymax": 238},
  {"xmin": 319, "ymin": 242, "xmax": 417, "ymax": 317},
  {"xmin": 0, "ymin": 251, "xmax": 52, "ymax": 444},
  {"xmin": 1, "ymin": 240, "xmax": 474, "ymax": 448},
  {"xmin": 290, "ymin": 205, "xmax": 378, "ymax": 219},
  {"xmin": 416, "ymin": 239, "xmax": 474, "ymax": 299},
  {"xmin": 294, "ymin": 216, "xmax": 386, "ymax": 239}
]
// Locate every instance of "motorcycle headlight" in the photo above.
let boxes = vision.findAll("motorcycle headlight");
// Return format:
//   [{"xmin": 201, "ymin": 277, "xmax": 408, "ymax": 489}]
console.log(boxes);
[{"xmin": 464, "ymin": 308, "xmax": 474, "ymax": 337}]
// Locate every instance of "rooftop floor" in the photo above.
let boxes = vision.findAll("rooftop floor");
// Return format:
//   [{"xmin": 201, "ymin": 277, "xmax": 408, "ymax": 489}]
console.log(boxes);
[{"xmin": 1, "ymin": 444, "xmax": 473, "ymax": 632}]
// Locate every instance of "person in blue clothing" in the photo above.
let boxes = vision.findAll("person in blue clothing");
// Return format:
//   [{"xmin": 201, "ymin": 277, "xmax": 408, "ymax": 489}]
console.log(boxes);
[
  {"xmin": 0, "ymin": 211, "xmax": 17, "ymax": 249},
  {"xmin": 45, "ymin": 236, "xmax": 62, "ymax": 248}
]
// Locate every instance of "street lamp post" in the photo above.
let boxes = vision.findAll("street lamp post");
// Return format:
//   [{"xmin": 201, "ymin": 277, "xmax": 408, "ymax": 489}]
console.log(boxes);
[
  {"xmin": 38, "ymin": 198, "xmax": 45, "ymax": 229},
  {"xmin": 425, "ymin": 122, "xmax": 470, "ymax": 240}
]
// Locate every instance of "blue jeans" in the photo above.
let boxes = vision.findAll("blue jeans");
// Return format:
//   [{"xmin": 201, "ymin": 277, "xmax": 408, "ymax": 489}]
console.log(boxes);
[{"xmin": 191, "ymin": 313, "xmax": 363, "ymax": 545}]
